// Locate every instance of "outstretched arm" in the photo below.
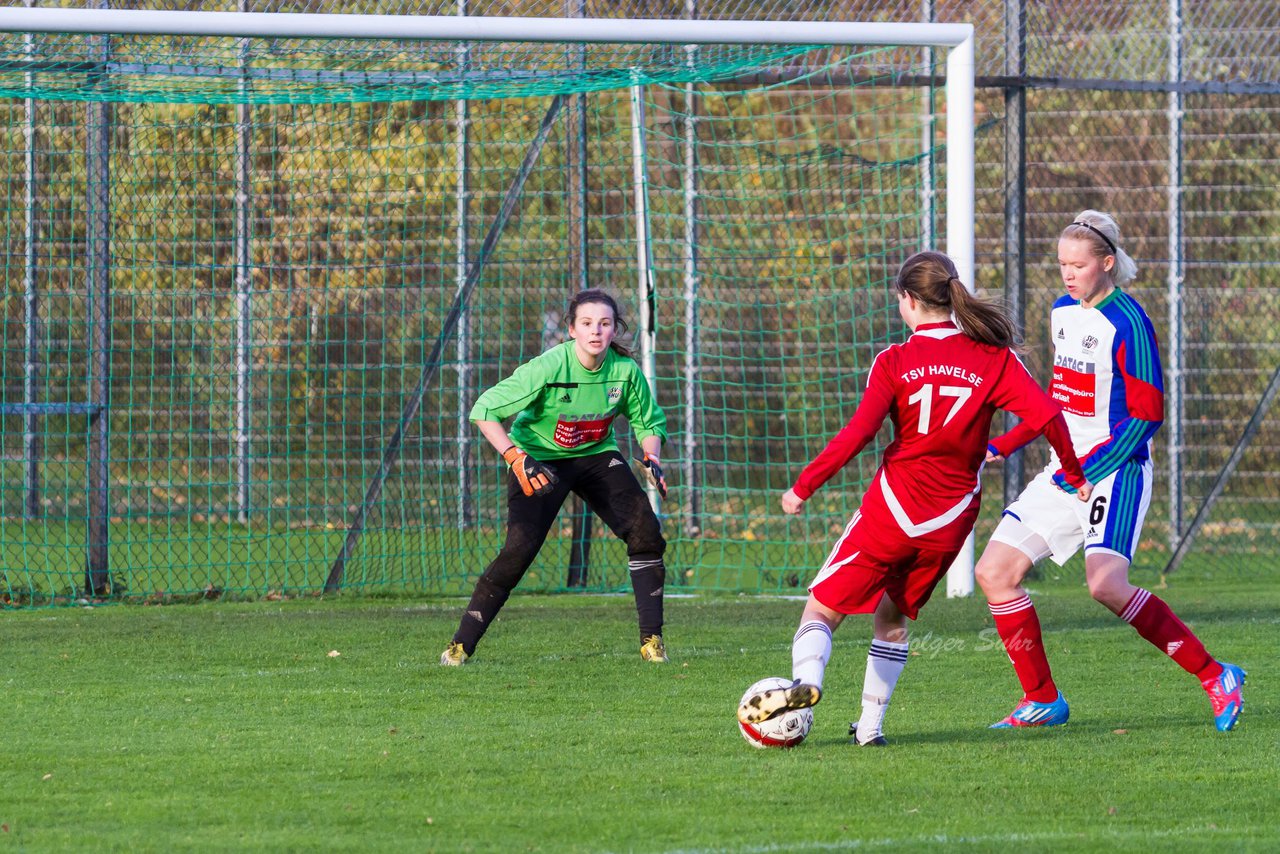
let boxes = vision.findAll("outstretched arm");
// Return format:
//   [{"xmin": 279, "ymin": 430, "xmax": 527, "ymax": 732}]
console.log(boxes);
[
  {"xmin": 788, "ymin": 350, "xmax": 895, "ymax": 507},
  {"xmin": 987, "ymin": 418, "xmax": 1042, "ymax": 461},
  {"xmin": 987, "ymin": 351, "xmax": 1087, "ymax": 497}
]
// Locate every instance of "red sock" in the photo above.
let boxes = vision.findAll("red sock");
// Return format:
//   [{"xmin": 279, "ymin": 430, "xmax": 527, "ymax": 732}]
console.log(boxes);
[
  {"xmin": 989, "ymin": 595, "xmax": 1058, "ymax": 703},
  {"xmin": 1120, "ymin": 588, "xmax": 1221, "ymax": 683}
]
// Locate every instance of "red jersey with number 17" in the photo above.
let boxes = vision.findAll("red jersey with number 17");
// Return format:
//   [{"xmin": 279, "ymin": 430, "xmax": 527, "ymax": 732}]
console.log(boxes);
[{"xmin": 792, "ymin": 321, "xmax": 1084, "ymax": 551}]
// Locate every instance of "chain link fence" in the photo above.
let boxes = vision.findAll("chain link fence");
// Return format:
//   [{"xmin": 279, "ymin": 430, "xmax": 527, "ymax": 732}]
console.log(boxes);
[{"xmin": 2, "ymin": 0, "xmax": 1276, "ymax": 600}]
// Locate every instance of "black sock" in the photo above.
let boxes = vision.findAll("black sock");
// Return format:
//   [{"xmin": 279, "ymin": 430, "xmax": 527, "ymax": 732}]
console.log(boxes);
[
  {"xmin": 452, "ymin": 576, "xmax": 511, "ymax": 654},
  {"xmin": 629, "ymin": 557, "xmax": 665, "ymax": 640}
]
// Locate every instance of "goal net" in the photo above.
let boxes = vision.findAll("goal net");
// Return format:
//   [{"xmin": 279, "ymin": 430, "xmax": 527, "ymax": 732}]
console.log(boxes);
[{"xmin": 0, "ymin": 10, "xmax": 973, "ymax": 604}]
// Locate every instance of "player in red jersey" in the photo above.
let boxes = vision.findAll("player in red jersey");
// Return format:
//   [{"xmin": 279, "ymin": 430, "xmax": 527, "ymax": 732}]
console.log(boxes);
[{"xmin": 737, "ymin": 251, "xmax": 1093, "ymax": 745}]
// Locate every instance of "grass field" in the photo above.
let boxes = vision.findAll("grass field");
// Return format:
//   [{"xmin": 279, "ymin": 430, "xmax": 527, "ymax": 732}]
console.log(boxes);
[{"xmin": 1, "ymin": 572, "xmax": 1274, "ymax": 852}]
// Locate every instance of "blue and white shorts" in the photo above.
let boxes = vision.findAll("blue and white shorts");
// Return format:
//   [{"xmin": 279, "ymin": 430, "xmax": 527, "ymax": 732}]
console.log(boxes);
[{"xmin": 990, "ymin": 458, "xmax": 1153, "ymax": 566}]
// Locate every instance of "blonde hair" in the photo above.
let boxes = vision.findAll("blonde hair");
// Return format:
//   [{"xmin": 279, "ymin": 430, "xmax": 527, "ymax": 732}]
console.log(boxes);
[
  {"xmin": 1062, "ymin": 210, "xmax": 1138, "ymax": 286},
  {"xmin": 894, "ymin": 250, "xmax": 1017, "ymax": 350}
]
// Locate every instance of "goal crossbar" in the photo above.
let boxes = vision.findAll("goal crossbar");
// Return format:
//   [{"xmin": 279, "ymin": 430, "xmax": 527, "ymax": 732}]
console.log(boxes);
[{"xmin": 0, "ymin": 8, "xmax": 971, "ymax": 48}]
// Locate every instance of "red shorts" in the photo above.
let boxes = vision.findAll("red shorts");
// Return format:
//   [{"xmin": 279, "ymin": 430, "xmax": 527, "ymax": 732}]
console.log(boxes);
[{"xmin": 808, "ymin": 508, "xmax": 964, "ymax": 620}]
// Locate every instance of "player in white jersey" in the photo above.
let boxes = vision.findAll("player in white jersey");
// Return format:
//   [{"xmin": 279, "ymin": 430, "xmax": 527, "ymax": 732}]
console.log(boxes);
[{"xmin": 976, "ymin": 210, "xmax": 1245, "ymax": 732}]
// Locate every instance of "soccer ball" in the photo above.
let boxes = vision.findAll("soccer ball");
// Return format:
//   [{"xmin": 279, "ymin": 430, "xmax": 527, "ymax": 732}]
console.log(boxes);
[{"xmin": 737, "ymin": 676, "xmax": 813, "ymax": 749}]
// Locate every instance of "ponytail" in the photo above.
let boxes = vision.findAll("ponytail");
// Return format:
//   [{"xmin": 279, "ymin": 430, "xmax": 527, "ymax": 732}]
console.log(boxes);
[
  {"xmin": 948, "ymin": 279, "xmax": 1018, "ymax": 350},
  {"xmin": 895, "ymin": 250, "xmax": 1019, "ymax": 350}
]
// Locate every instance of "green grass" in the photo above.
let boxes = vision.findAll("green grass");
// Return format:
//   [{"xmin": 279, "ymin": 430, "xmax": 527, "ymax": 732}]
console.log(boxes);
[{"xmin": 1, "ymin": 574, "xmax": 1274, "ymax": 852}]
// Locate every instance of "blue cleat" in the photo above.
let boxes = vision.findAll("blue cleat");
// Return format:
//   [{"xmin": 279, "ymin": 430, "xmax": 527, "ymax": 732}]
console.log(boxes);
[
  {"xmin": 990, "ymin": 692, "xmax": 1070, "ymax": 729},
  {"xmin": 1204, "ymin": 662, "xmax": 1246, "ymax": 732}
]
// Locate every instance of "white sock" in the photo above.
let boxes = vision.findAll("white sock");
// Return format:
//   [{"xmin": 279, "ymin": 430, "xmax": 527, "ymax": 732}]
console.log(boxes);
[
  {"xmin": 855, "ymin": 639, "xmax": 909, "ymax": 742},
  {"xmin": 791, "ymin": 621, "xmax": 833, "ymax": 689}
]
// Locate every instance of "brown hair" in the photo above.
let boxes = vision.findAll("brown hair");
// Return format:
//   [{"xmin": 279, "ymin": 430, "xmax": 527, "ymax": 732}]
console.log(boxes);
[
  {"xmin": 894, "ymin": 251, "xmax": 1018, "ymax": 350},
  {"xmin": 566, "ymin": 288, "xmax": 634, "ymax": 359}
]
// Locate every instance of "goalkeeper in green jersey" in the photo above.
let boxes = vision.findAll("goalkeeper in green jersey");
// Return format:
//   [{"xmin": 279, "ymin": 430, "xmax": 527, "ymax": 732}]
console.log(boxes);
[{"xmin": 440, "ymin": 288, "xmax": 671, "ymax": 666}]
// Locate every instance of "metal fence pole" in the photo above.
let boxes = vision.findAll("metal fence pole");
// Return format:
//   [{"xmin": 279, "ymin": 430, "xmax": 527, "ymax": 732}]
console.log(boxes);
[
  {"xmin": 22, "ymin": 0, "xmax": 41, "ymax": 520},
  {"xmin": 233, "ymin": 0, "xmax": 253, "ymax": 524},
  {"xmin": 1167, "ymin": 0, "xmax": 1185, "ymax": 548},
  {"xmin": 1002, "ymin": 0, "xmax": 1028, "ymax": 506},
  {"xmin": 565, "ymin": 0, "xmax": 593, "ymax": 587},
  {"xmin": 455, "ymin": 0, "xmax": 474, "ymax": 529},
  {"xmin": 919, "ymin": 0, "xmax": 935, "ymax": 249},
  {"xmin": 85, "ymin": 0, "xmax": 112, "ymax": 595},
  {"xmin": 681, "ymin": 0, "xmax": 701, "ymax": 537}
]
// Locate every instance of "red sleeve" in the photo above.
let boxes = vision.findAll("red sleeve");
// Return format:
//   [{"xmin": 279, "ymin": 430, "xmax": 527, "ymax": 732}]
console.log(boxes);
[
  {"xmin": 988, "ymin": 351, "xmax": 1059, "ymax": 429},
  {"xmin": 791, "ymin": 350, "xmax": 895, "ymax": 500},
  {"xmin": 985, "ymin": 351, "xmax": 1059, "ymax": 457},
  {"xmin": 989, "ymin": 419, "xmax": 1041, "ymax": 458},
  {"xmin": 1040, "ymin": 413, "xmax": 1086, "ymax": 488},
  {"xmin": 984, "ymin": 352, "xmax": 1085, "ymax": 488}
]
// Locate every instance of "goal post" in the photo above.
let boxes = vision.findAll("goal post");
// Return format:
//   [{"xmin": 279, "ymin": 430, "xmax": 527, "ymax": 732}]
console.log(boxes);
[{"xmin": 0, "ymin": 9, "xmax": 976, "ymax": 603}]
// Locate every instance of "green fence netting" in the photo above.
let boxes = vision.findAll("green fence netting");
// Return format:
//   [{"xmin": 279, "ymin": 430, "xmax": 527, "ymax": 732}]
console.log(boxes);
[{"xmin": 1, "ymin": 27, "xmax": 941, "ymax": 604}]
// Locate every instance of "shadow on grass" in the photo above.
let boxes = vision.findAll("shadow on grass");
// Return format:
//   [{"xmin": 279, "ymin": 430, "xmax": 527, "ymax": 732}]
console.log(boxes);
[
  {"xmin": 922, "ymin": 585, "xmax": 1275, "ymax": 637},
  {"xmin": 805, "ymin": 705, "xmax": 1243, "ymax": 749}
]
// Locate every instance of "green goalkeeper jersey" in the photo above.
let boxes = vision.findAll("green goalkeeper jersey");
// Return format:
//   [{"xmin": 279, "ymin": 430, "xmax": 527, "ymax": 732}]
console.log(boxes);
[{"xmin": 470, "ymin": 341, "xmax": 668, "ymax": 461}]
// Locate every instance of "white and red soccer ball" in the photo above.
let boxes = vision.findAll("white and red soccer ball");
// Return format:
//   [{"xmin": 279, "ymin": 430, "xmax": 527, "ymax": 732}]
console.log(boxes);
[{"xmin": 737, "ymin": 676, "xmax": 813, "ymax": 748}]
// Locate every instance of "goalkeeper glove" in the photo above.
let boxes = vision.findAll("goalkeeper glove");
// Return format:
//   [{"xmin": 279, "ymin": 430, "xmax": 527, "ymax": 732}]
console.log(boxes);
[
  {"xmin": 638, "ymin": 453, "xmax": 667, "ymax": 499},
  {"xmin": 502, "ymin": 446, "xmax": 559, "ymax": 497}
]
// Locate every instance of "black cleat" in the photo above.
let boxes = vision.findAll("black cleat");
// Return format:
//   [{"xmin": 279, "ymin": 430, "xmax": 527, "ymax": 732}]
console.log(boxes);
[
  {"xmin": 848, "ymin": 722, "xmax": 888, "ymax": 746},
  {"xmin": 738, "ymin": 680, "xmax": 822, "ymax": 724}
]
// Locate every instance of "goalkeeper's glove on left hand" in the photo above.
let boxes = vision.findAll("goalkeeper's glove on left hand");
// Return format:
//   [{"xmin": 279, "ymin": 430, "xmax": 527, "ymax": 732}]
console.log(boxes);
[
  {"xmin": 502, "ymin": 446, "xmax": 559, "ymax": 497},
  {"xmin": 638, "ymin": 453, "xmax": 667, "ymax": 498}
]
